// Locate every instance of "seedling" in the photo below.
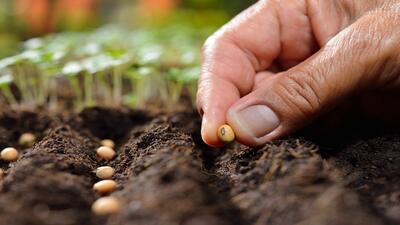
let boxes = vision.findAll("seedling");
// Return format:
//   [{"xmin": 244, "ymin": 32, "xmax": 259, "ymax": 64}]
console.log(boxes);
[
  {"xmin": 126, "ymin": 66, "xmax": 168, "ymax": 107},
  {"xmin": 18, "ymin": 132, "xmax": 36, "ymax": 147},
  {"xmin": 0, "ymin": 72, "xmax": 17, "ymax": 105},
  {"xmin": 0, "ymin": 168, "xmax": 3, "ymax": 179},
  {"xmin": 93, "ymin": 180, "xmax": 117, "ymax": 195},
  {"xmin": 61, "ymin": 61, "xmax": 86, "ymax": 109},
  {"xmin": 96, "ymin": 146, "xmax": 116, "ymax": 160},
  {"xmin": 0, "ymin": 25, "xmax": 207, "ymax": 109},
  {"xmin": 217, "ymin": 125, "xmax": 235, "ymax": 143},
  {"xmin": 166, "ymin": 66, "xmax": 200, "ymax": 107},
  {"xmin": 1, "ymin": 147, "xmax": 19, "ymax": 162},
  {"xmin": 92, "ymin": 196, "xmax": 121, "ymax": 215},
  {"xmin": 96, "ymin": 166, "xmax": 115, "ymax": 179}
]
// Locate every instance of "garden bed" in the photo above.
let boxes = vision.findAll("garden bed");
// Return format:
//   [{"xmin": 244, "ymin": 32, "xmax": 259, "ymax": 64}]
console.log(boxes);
[{"xmin": 0, "ymin": 106, "xmax": 399, "ymax": 225}]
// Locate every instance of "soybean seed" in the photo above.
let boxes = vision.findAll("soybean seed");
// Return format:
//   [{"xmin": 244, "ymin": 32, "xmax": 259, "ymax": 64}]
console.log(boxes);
[
  {"xmin": 217, "ymin": 125, "xmax": 235, "ymax": 143},
  {"xmin": 101, "ymin": 139, "xmax": 115, "ymax": 149},
  {"xmin": 18, "ymin": 132, "xmax": 36, "ymax": 147},
  {"xmin": 1, "ymin": 147, "xmax": 19, "ymax": 162},
  {"xmin": 96, "ymin": 166, "xmax": 115, "ymax": 179},
  {"xmin": 93, "ymin": 180, "xmax": 117, "ymax": 194},
  {"xmin": 92, "ymin": 196, "xmax": 121, "ymax": 215},
  {"xmin": 96, "ymin": 146, "xmax": 116, "ymax": 160}
]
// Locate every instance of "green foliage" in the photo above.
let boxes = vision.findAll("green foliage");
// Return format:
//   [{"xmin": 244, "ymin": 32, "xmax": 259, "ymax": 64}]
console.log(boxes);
[{"xmin": 0, "ymin": 25, "xmax": 208, "ymax": 109}]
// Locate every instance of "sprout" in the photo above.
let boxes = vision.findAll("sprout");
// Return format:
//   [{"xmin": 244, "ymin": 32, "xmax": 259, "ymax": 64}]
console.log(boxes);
[
  {"xmin": 0, "ymin": 24, "xmax": 208, "ymax": 109},
  {"xmin": 126, "ymin": 66, "xmax": 168, "ymax": 107},
  {"xmin": 24, "ymin": 38, "xmax": 44, "ymax": 50},
  {"xmin": 62, "ymin": 62, "xmax": 85, "ymax": 109},
  {"xmin": 166, "ymin": 66, "xmax": 200, "ymax": 107},
  {"xmin": 62, "ymin": 62, "xmax": 84, "ymax": 75},
  {"xmin": 0, "ymin": 72, "xmax": 17, "ymax": 105},
  {"xmin": 137, "ymin": 44, "xmax": 163, "ymax": 65}
]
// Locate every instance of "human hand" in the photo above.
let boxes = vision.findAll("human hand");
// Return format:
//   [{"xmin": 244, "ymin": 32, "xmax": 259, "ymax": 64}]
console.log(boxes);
[{"xmin": 197, "ymin": 0, "xmax": 400, "ymax": 147}]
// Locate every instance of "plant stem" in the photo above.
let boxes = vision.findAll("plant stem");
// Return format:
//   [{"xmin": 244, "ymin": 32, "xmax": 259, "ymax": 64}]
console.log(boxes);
[
  {"xmin": 84, "ymin": 72, "xmax": 93, "ymax": 106},
  {"xmin": 1, "ymin": 86, "xmax": 17, "ymax": 106},
  {"xmin": 113, "ymin": 67, "xmax": 123, "ymax": 106},
  {"xmin": 69, "ymin": 77, "xmax": 83, "ymax": 109}
]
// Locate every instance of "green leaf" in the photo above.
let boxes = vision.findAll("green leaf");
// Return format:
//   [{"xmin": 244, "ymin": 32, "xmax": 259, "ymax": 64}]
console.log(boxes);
[
  {"xmin": 0, "ymin": 55, "xmax": 21, "ymax": 70},
  {"xmin": 62, "ymin": 61, "xmax": 83, "ymax": 76},
  {"xmin": 24, "ymin": 38, "xmax": 44, "ymax": 50},
  {"xmin": 0, "ymin": 73, "xmax": 13, "ymax": 88}
]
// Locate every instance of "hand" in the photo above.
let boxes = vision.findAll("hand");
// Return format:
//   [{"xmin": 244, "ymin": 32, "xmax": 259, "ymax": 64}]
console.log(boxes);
[{"xmin": 197, "ymin": 0, "xmax": 400, "ymax": 147}]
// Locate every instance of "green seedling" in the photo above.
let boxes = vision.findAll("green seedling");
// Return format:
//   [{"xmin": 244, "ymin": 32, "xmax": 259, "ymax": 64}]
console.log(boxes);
[
  {"xmin": 125, "ymin": 66, "xmax": 168, "ymax": 107},
  {"xmin": 62, "ymin": 61, "xmax": 85, "ymax": 109},
  {"xmin": 0, "ymin": 72, "xmax": 17, "ymax": 105},
  {"xmin": 166, "ymin": 66, "xmax": 200, "ymax": 107},
  {"xmin": 0, "ymin": 24, "xmax": 208, "ymax": 109}
]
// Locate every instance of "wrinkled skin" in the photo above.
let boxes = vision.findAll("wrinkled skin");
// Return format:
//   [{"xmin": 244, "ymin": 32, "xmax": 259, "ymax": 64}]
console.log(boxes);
[{"xmin": 197, "ymin": 0, "xmax": 400, "ymax": 147}]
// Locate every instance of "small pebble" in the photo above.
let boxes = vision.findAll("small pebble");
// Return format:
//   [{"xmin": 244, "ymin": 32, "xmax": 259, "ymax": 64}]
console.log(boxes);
[
  {"xmin": 1, "ymin": 147, "xmax": 19, "ymax": 162},
  {"xmin": 93, "ymin": 180, "xmax": 117, "ymax": 194},
  {"xmin": 101, "ymin": 139, "xmax": 115, "ymax": 149},
  {"xmin": 92, "ymin": 196, "xmax": 121, "ymax": 215},
  {"xmin": 96, "ymin": 146, "xmax": 116, "ymax": 160},
  {"xmin": 217, "ymin": 125, "xmax": 235, "ymax": 143},
  {"xmin": 96, "ymin": 166, "xmax": 115, "ymax": 179},
  {"xmin": 19, "ymin": 132, "xmax": 36, "ymax": 147}
]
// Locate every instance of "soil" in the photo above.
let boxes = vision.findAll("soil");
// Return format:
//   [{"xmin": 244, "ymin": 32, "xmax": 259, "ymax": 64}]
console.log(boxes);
[{"xmin": 0, "ymin": 106, "xmax": 399, "ymax": 225}]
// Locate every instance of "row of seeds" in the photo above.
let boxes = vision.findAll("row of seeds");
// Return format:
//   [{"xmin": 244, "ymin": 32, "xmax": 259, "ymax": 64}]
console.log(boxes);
[
  {"xmin": 0, "ymin": 133, "xmax": 121, "ymax": 216},
  {"xmin": 92, "ymin": 139, "xmax": 121, "ymax": 215}
]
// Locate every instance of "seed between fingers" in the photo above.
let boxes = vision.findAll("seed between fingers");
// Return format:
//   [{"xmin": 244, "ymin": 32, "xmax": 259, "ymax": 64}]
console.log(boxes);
[{"xmin": 217, "ymin": 125, "xmax": 235, "ymax": 143}]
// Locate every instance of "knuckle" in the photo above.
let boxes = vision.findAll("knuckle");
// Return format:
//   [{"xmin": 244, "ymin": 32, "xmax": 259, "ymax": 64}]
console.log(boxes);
[
  {"xmin": 275, "ymin": 69, "xmax": 324, "ymax": 117},
  {"xmin": 202, "ymin": 30, "xmax": 232, "ymax": 57}
]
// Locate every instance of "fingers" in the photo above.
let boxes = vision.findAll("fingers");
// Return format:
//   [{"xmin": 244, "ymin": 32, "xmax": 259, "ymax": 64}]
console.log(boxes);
[
  {"xmin": 227, "ymin": 11, "xmax": 400, "ymax": 146},
  {"xmin": 197, "ymin": 0, "xmax": 322, "ymax": 147},
  {"xmin": 197, "ymin": 0, "xmax": 282, "ymax": 147}
]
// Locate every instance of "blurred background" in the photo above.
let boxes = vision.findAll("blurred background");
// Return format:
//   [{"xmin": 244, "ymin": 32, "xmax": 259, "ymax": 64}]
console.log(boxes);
[{"xmin": 0, "ymin": 0, "xmax": 256, "ymax": 58}]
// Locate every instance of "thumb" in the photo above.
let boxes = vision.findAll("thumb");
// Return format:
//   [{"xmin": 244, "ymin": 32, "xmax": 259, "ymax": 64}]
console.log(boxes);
[{"xmin": 226, "ymin": 14, "xmax": 398, "ymax": 146}]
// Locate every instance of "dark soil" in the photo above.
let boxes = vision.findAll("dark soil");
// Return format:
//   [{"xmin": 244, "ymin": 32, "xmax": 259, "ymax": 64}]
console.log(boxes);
[{"xmin": 0, "ymin": 106, "xmax": 399, "ymax": 225}]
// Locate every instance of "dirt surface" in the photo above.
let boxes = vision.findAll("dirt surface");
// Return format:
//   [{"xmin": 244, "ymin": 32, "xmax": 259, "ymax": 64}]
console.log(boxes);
[{"xmin": 0, "ymin": 106, "xmax": 399, "ymax": 225}]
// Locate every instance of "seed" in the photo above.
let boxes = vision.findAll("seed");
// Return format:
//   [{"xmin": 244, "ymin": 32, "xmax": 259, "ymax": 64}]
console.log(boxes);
[
  {"xmin": 1, "ymin": 147, "xmax": 19, "ymax": 162},
  {"xmin": 96, "ymin": 146, "xmax": 116, "ymax": 160},
  {"xmin": 217, "ymin": 125, "xmax": 235, "ymax": 143},
  {"xmin": 100, "ymin": 139, "xmax": 115, "ymax": 149},
  {"xmin": 92, "ymin": 196, "xmax": 121, "ymax": 215},
  {"xmin": 19, "ymin": 132, "xmax": 36, "ymax": 147},
  {"xmin": 96, "ymin": 166, "xmax": 115, "ymax": 179},
  {"xmin": 93, "ymin": 180, "xmax": 117, "ymax": 194}
]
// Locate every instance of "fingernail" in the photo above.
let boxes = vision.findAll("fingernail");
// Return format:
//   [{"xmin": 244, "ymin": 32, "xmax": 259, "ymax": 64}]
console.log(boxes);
[{"xmin": 231, "ymin": 105, "xmax": 279, "ymax": 138}]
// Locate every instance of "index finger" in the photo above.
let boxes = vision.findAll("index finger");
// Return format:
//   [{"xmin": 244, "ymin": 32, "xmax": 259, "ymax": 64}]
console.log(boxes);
[{"xmin": 196, "ymin": 0, "xmax": 281, "ymax": 147}]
